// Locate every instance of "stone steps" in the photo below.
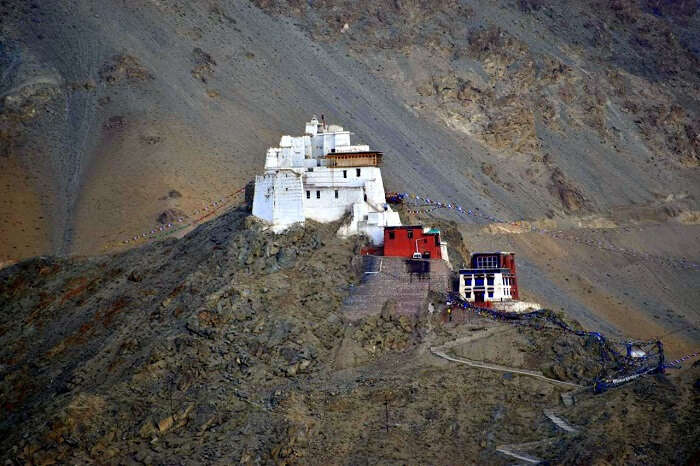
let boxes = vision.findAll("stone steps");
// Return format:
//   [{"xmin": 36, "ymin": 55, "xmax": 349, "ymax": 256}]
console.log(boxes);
[{"xmin": 342, "ymin": 256, "xmax": 452, "ymax": 320}]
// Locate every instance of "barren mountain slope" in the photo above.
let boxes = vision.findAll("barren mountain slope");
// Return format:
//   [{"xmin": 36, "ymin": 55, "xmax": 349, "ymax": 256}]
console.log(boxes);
[
  {"xmin": 2, "ymin": 0, "xmax": 699, "ymax": 372},
  {"xmin": 2, "ymin": 0, "xmax": 698, "ymax": 258},
  {"xmin": 1, "ymin": 1, "xmax": 699, "ymax": 450},
  {"xmin": 1, "ymin": 210, "xmax": 698, "ymax": 464}
]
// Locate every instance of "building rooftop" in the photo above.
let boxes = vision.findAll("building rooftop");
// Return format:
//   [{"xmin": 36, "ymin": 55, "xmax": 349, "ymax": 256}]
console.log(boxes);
[
  {"xmin": 471, "ymin": 251, "xmax": 514, "ymax": 256},
  {"xmin": 459, "ymin": 268, "xmax": 514, "ymax": 274}
]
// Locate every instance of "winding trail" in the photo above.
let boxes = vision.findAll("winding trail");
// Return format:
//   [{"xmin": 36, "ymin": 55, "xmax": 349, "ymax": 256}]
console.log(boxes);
[
  {"xmin": 495, "ymin": 439, "xmax": 555, "ymax": 464},
  {"xmin": 430, "ymin": 327, "xmax": 585, "ymax": 463},
  {"xmin": 429, "ymin": 328, "xmax": 584, "ymax": 389}
]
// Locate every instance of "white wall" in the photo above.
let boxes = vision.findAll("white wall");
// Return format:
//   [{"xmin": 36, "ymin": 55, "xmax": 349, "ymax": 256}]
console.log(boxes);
[
  {"xmin": 252, "ymin": 171, "xmax": 304, "ymax": 232},
  {"xmin": 265, "ymin": 136, "xmax": 309, "ymax": 170},
  {"xmin": 303, "ymin": 185, "xmax": 364, "ymax": 222},
  {"xmin": 337, "ymin": 203, "xmax": 401, "ymax": 244},
  {"xmin": 335, "ymin": 144, "xmax": 370, "ymax": 153},
  {"xmin": 458, "ymin": 271, "xmax": 513, "ymax": 302},
  {"xmin": 301, "ymin": 166, "xmax": 388, "ymax": 221},
  {"xmin": 440, "ymin": 243, "xmax": 450, "ymax": 264}
]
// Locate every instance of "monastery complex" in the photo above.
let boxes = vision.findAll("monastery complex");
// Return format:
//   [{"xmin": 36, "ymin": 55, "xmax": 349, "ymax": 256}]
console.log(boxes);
[
  {"xmin": 252, "ymin": 116, "xmax": 401, "ymax": 244},
  {"xmin": 252, "ymin": 117, "xmax": 535, "ymax": 311}
]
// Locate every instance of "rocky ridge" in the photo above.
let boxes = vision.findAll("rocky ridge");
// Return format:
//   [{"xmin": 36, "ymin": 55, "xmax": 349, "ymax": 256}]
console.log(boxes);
[{"xmin": 1, "ymin": 208, "xmax": 698, "ymax": 464}]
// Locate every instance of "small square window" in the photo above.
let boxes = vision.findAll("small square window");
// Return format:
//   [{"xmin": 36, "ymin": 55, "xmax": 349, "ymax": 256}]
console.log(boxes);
[
  {"xmin": 334, "ymin": 190, "xmax": 338, "ymax": 199},
  {"xmin": 356, "ymin": 168, "xmax": 361, "ymax": 177},
  {"xmin": 488, "ymin": 291, "xmax": 494, "ymax": 298},
  {"xmin": 306, "ymin": 191, "xmax": 310, "ymax": 199},
  {"xmin": 307, "ymin": 167, "xmax": 313, "ymax": 172},
  {"xmin": 316, "ymin": 190, "xmax": 320, "ymax": 199}
]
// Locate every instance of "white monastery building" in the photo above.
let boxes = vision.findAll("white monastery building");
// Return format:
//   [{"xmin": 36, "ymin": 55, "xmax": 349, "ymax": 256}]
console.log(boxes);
[{"xmin": 252, "ymin": 116, "xmax": 401, "ymax": 244}]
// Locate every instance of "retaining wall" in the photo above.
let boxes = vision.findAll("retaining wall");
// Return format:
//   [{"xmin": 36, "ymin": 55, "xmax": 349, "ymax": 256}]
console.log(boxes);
[{"xmin": 342, "ymin": 256, "xmax": 452, "ymax": 321}]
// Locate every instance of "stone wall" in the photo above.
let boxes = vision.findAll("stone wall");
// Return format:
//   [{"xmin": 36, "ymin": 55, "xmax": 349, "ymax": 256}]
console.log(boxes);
[{"xmin": 342, "ymin": 256, "xmax": 452, "ymax": 321}]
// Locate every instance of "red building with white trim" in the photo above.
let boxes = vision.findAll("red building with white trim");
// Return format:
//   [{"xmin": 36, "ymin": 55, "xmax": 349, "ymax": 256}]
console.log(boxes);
[
  {"xmin": 458, "ymin": 252, "xmax": 519, "ymax": 302},
  {"xmin": 383, "ymin": 226, "xmax": 448, "ymax": 261}
]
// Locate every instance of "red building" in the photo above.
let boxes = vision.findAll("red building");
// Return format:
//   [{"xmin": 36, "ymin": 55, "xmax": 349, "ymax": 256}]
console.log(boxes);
[{"xmin": 383, "ymin": 226, "xmax": 446, "ymax": 260}]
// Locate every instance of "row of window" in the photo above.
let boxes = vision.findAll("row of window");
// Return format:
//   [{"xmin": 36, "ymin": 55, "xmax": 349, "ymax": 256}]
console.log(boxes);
[
  {"xmin": 306, "ymin": 168, "xmax": 362, "ymax": 178},
  {"xmin": 306, "ymin": 190, "xmax": 367, "ymax": 201},
  {"xmin": 388, "ymin": 230, "xmax": 416, "ymax": 240},
  {"xmin": 465, "ymin": 291, "xmax": 497, "ymax": 298},
  {"xmin": 474, "ymin": 255, "xmax": 499, "ymax": 268},
  {"xmin": 462, "ymin": 276, "xmax": 514, "ymax": 286},
  {"xmin": 387, "ymin": 230, "xmax": 441, "ymax": 247}
]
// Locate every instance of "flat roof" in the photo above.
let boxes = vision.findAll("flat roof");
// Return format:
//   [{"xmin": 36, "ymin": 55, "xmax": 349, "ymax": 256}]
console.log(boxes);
[
  {"xmin": 385, "ymin": 226, "xmax": 440, "ymax": 234},
  {"xmin": 471, "ymin": 251, "xmax": 514, "ymax": 256},
  {"xmin": 325, "ymin": 151, "xmax": 382, "ymax": 157},
  {"xmin": 385, "ymin": 225, "xmax": 425, "ymax": 230},
  {"xmin": 459, "ymin": 268, "xmax": 513, "ymax": 274}
]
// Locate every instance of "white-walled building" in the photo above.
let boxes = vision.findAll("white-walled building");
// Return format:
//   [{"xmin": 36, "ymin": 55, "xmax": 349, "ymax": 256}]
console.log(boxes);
[
  {"xmin": 458, "ymin": 252, "xmax": 520, "ymax": 303},
  {"xmin": 458, "ymin": 269, "xmax": 514, "ymax": 303},
  {"xmin": 252, "ymin": 117, "xmax": 401, "ymax": 244}
]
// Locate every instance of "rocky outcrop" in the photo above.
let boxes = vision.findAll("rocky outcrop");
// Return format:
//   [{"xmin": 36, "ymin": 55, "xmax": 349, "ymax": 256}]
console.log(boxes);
[
  {"xmin": 191, "ymin": 47, "xmax": 217, "ymax": 83},
  {"xmin": 1, "ymin": 208, "xmax": 698, "ymax": 464},
  {"xmin": 99, "ymin": 54, "xmax": 154, "ymax": 85}
]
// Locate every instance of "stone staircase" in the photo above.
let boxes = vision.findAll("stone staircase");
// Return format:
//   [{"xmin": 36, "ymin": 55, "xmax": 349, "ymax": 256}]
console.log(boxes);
[{"xmin": 342, "ymin": 256, "xmax": 452, "ymax": 321}]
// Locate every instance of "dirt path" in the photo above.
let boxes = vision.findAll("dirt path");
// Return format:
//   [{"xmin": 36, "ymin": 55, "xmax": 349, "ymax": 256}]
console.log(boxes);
[
  {"xmin": 544, "ymin": 409, "xmax": 579, "ymax": 433},
  {"xmin": 495, "ymin": 438, "xmax": 559, "ymax": 464},
  {"xmin": 429, "ymin": 328, "xmax": 585, "ymax": 389}
]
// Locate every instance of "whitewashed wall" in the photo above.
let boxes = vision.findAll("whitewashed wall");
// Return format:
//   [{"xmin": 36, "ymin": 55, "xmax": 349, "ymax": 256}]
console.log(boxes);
[
  {"xmin": 458, "ymin": 272, "xmax": 513, "ymax": 302},
  {"xmin": 252, "ymin": 171, "xmax": 304, "ymax": 232}
]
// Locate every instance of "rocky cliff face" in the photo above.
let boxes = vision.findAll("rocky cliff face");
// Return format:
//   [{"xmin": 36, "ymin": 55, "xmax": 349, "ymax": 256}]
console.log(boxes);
[
  {"xmin": 1, "ymin": 210, "xmax": 697, "ymax": 464},
  {"xmin": 0, "ymin": 210, "xmax": 359, "ymax": 463}
]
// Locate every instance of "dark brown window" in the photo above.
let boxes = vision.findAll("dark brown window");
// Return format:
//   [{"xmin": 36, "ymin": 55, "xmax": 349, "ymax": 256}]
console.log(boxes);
[
  {"xmin": 356, "ymin": 168, "xmax": 361, "ymax": 177},
  {"xmin": 407, "ymin": 230, "xmax": 413, "ymax": 239},
  {"xmin": 334, "ymin": 190, "xmax": 338, "ymax": 199},
  {"xmin": 343, "ymin": 170, "xmax": 347, "ymax": 178},
  {"xmin": 306, "ymin": 191, "xmax": 310, "ymax": 199},
  {"xmin": 316, "ymin": 190, "xmax": 320, "ymax": 199},
  {"xmin": 389, "ymin": 231, "xmax": 395, "ymax": 240}
]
